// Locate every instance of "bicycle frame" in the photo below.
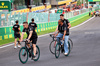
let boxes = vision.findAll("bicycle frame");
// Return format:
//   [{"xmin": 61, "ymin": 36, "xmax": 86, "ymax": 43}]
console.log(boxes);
[{"xmin": 22, "ymin": 41, "xmax": 34, "ymax": 57}]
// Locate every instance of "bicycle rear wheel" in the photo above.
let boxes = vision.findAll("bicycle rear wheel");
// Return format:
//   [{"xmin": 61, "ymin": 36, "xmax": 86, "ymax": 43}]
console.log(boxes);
[
  {"xmin": 49, "ymin": 41, "xmax": 57, "ymax": 54},
  {"xmin": 69, "ymin": 38, "xmax": 73, "ymax": 51},
  {"xmin": 55, "ymin": 43, "xmax": 60, "ymax": 58},
  {"xmin": 34, "ymin": 45, "xmax": 40, "ymax": 61},
  {"xmin": 19, "ymin": 47, "xmax": 28, "ymax": 64}
]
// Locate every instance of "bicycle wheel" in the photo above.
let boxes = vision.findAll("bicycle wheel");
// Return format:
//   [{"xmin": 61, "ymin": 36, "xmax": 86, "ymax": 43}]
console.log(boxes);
[
  {"xmin": 19, "ymin": 47, "xmax": 28, "ymax": 64},
  {"xmin": 65, "ymin": 41, "xmax": 70, "ymax": 56},
  {"xmin": 49, "ymin": 41, "xmax": 57, "ymax": 54},
  {"xmin": 55, "ymin": 43, "xmax": 60, "ymax": 58},
  {"xmin": 34, "ymin": 45, "xmax": 40, "ymax": 61},
  {"xmin": 69, "ymin": 38, "xmax": 73, "ymax": 51}
]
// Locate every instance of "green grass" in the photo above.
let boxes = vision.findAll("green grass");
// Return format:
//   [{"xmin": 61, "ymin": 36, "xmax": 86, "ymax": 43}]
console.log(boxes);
[
  {"xmin": 71, "ymin": 15, "xmax": 91, "ymax": 27},
  {"xmin": 0, "ymin": 15, "xmax": 91, "ymax": 46}
]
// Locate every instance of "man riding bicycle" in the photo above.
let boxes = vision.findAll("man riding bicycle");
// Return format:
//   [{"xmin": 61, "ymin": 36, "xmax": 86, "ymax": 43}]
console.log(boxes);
[
  {"xmin": 20, "ymin": 22, "xmax": 38, "ymax": 59},
  {"xmin": 55, "ymin": 19, "xmax": 69, "ymax": 55},
  {"xmin": 54, "ymin": 14, "xmax": 71, "ymax": 34}
]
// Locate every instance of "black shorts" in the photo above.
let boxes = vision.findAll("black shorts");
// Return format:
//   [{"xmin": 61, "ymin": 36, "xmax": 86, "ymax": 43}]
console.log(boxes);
[
  {"xmin": 14, "ymin": 33, "xmax": 20, "ymax": 38},
  {"xmin": 30, "ymin": 38, "xmax": 37, "ymax": 44}
]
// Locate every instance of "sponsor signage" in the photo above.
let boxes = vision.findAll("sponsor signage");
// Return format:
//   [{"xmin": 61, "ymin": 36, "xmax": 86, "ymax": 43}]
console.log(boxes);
[{"xmin": 0, "ymin": 1, "xmax": 11, "ymax": 11}]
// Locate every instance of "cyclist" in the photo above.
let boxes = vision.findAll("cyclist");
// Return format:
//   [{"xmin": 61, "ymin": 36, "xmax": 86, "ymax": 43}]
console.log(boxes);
[
  {"xmin": 54, "ymin": 14, "xmax": 71, "ymax": 35},
  {"xmin": 29, "ymin": 18, "xmax": 37, "ymax": 29},
  {"xmin": 20, "ymin": 22, "xmax": 38, "ymax": 59},
  {"xmin": 12, "ymin": 20, "xmax": 21, "ymax": 49},
  {"xmin": 55, "ymin": 19, "xmax": 69, "ymax": 55}
]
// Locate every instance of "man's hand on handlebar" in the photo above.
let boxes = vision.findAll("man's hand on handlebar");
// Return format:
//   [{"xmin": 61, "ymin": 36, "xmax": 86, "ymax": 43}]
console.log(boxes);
[
  {"xmin": 20, "ymin": 39, "xmax": 23, "ymax": 42},
  {"xmin": 26, "ymin": 39, "xmax": 30, "ymax": 43},
  {"xmin": 63, "ymin": 36, "xmax": 65, "ymax": 41}
]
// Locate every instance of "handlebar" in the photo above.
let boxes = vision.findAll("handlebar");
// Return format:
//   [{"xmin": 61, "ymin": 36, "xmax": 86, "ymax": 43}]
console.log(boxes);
[
  {"xmin": 50, "ymin": 34, "xmax": 62, "ymax": 41},
  {"xmin": 17, "ymin": 39, "xmax": 30, "ymax": 44}
]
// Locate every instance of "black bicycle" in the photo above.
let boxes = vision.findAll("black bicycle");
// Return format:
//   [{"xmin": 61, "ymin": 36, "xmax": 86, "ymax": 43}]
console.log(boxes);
[
  {"xmin": 49, "ymin": 34, "xmax": 70, "ymax": 58},
  {"xmin": 19, "ymin": 40, "xmax": 40, "ymax": 64},
  {"xmin": 49, "ymin": 34, "xmax": 73, "ymax": 54}
]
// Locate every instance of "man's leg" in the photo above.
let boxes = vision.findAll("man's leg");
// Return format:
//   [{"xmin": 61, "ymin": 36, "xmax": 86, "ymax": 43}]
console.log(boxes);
[
  {"xmin": 64, "ymin": 36, "xmax": 69, "ymax": 54},
  {"xmin": 18, "ymin": 38, "xmax": 21, "ymax": 47},
  {"xmin": 18, "ymin": 38, "xmax": 21, "ymax": 45},
  {"xmin": 17, "ymin": 34, "xmax": 21, "ymax": 48},
  {"xmin": 14, "ymin": 38, "xmax": 17, "ymax": 48},
  {"xmin": 33, "ymin": 44, "xmax": 36, "ymax": 56},
  {"xmin": 31, "ymin": 38, "xmax": 37, "ymax": 59},
  {"xmin": 56, "ymin": 33, "xmax": 63, "ymax": 44}
]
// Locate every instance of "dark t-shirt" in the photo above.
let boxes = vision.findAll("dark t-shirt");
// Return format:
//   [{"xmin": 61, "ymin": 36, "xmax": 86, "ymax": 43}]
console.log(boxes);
[
  {"xmin": 22, "ymin": 27, "xmax": 37, "ymax": 39},
  {"xmin": 29, "ymin": 22, "xmax": 37, "ymax": 29},
  {"xmin": 62, "ymin": 19, "xmax": 70, "ymax": 26},
  {"xmin": 13, "ymin": 24, "xmax": 20, "ymax": 33},
  {"xmin": 58, "ymin": 23, "xmax": 68, "ymax": 35},
  {"xmin": 61, "ymin": 19, "xmax": 70, "ymax": 35}
]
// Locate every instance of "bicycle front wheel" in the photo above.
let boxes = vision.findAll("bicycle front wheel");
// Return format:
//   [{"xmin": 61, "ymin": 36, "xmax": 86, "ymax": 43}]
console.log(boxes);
[
  {"xmin": 19, "ymin": 47, "xmax": 28, "ymax": 64},
  {"xmin": 49, "ymin": 41, "xmax": 57, "ymax": 54},
  {"xmin": 34, "ymin": 45, "xmax": 40, "ymax": 61},
  {"xmin": 55, "ymin": 43, "xmax": 60, "ymax": 58}
]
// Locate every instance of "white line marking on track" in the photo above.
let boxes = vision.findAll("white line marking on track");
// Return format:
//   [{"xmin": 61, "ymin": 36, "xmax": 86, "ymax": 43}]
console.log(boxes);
[
  {"xmin": 0, "ymin": 43, "xmax": 14, "ymax": 49},
  {"xmin": 0, "ymin": 16, "xmax": 95, "ymax": 49},
  {"xmin": 85, "ymin": 32, "xmax": 95, "ymax": 34}
]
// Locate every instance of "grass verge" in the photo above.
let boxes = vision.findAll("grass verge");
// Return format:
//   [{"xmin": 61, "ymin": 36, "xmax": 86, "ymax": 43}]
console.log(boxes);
[
  {"xmin": 71, "ymin": 15, "xmax": 91, "ymax": 27},
  {"xmin": 0, "ymin": 15, "xmax": 91, "ymax": 46}
]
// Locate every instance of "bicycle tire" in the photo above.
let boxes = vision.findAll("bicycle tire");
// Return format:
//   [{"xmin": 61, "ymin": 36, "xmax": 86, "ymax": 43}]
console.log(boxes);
[
  {"xmin": 49, "ymin": 41, "xmax": 57, "ymax": 54},
  {"xmin": 55, "ymin": 43, "xmax": 60, "ymax": 58},
  {"xmin": 19, "ymin": 47, "xmax": 28, "ymax": 64},
  {"xmin": 69, "ymin": 38, "xmax": 73, "ymax": 51}
]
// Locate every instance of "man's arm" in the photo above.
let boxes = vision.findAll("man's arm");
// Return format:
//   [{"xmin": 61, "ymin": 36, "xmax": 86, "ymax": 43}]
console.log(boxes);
[
  {"xmin": 35, "ymin": 27, "xmax": 37, "ymax": 29},
  {"xmin": 55, "ymin": 30, "xmax": 59, "ymax": 37},
  {"xmin": 54, "ymin": 26, "xmax": 58, "ymax": 34},
  {"xmin": 18, "ymin": 28, "xmax": 20, "ymax": 31},
  {"xmin": 27, "ymin": 31, "xmax": 33, "ymax": 40},
  {"xmin": 12, "ymin": 28, "xmax": 14, "ymax": 31},
  {"xmin": 18, "ymin": 26, "xmax": 20, "ymax": 31},
  {"xmin": 66, "ymin": 19, "xmax": 71, "ymax": 29},
  {"xmin": 63, "ymin": 30, "xmax": 66, "ymax": 40},
  {"xmin": 68, "ymin": 23, "xmax": 71, "ymax": 29},
  {"xmin": 63, "ymin": 25, "xmax": 67, "ymax": 40},
  {"xmin": 21, "ymin": 32, "xmax": 25, "ymax": 41},
  {"xmin": 35, "ymin": 24, "xmax": 37, "ymax": 29}
]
